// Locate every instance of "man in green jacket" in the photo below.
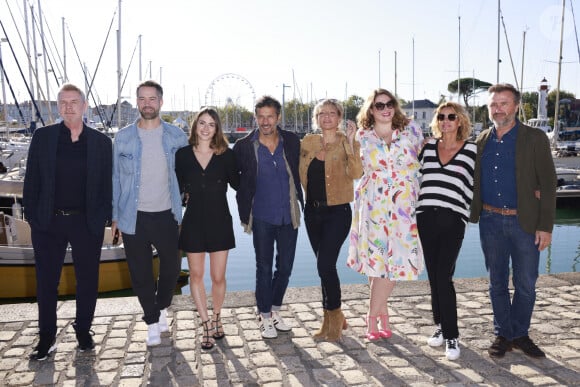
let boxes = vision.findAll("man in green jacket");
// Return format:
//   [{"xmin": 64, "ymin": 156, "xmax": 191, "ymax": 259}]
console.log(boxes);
[{"xmin": 470, "ymin": 83, "xmax": 557, "ymax": 359}]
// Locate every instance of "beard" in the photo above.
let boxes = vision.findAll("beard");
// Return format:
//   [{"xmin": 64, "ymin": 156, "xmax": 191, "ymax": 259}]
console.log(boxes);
[{"xmin": 139, "ymin": 107, "xmax": 159, "ymax": 120}]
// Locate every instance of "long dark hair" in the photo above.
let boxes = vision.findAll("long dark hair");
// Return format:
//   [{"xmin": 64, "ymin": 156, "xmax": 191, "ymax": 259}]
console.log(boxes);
[{"xmin": 189, "ymin": 107, "xmax": 229, "ymax": 155}]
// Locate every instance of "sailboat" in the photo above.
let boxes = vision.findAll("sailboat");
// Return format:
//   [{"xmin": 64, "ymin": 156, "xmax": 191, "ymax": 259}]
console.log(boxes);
[
  {"xmin": 0, "ymin": 1, "xmax": 158, "ymax": 299},
  {"xmin": 0, "ymin": 213, "xmax": 135, "ymax": 298}
]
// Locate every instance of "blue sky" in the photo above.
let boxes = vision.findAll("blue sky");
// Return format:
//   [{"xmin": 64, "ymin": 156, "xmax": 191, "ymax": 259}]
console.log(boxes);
[{"xmin": 1, "ymin": 0, "xmax": 579, "ymax": 111}]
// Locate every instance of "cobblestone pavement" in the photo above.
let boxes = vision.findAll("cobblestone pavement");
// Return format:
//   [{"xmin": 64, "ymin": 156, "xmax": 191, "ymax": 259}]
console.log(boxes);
[{"xmin": 0, "ymin": 273, "xmax": 579, "ymax": 386}]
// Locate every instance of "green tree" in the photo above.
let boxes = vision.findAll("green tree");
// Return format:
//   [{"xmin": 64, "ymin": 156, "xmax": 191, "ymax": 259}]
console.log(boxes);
[
  {"xmin": 447, "ymin": 78, "xmax": 492, "ymax": 108},
  {"xmin": 216, "ymin": 104, "xmax": 253, "ymax": 130},
  {"xmin": 161, "ymin": 114, "xmax": 174, "ymax": 123},
  {"xmin": 547, "ymin": 89, "xmax": 576, "ymax": 123},
  {"xmin": 343, "ymin": 95, "xmax": 364, "ymax": 122}
]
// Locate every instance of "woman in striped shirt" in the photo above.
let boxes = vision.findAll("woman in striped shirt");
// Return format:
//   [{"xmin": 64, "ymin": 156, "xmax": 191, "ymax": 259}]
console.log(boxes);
[{"xmin": 417, "ymin": 102, "xmax": 476, "ymax": 361}]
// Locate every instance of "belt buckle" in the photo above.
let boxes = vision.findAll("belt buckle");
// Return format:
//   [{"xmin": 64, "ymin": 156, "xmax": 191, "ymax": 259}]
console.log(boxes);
[
  {"xmin": 313, "ymin": 200, "xmax": 321, "ymax": 208},
  {"xmin": 500, "ymin": 208, "xmax": 509, "ymax": 215}
]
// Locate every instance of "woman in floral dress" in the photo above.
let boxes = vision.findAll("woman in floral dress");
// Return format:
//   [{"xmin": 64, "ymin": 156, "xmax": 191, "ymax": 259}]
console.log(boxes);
[{"xmin": 347, "ymin": 88, "xmax": 424, "ymax": 340}]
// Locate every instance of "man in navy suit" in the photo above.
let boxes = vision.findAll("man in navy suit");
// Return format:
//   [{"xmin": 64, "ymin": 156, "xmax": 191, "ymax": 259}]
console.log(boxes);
[{"xmin": 23, "ymin": 83, "xmax": 112, "ymax": 361}]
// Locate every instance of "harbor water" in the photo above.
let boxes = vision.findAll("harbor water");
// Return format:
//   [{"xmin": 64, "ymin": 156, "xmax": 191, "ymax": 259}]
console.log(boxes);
[{"xmin": 178, "ymin": 189, "xmax": 580, "ymax": 294}]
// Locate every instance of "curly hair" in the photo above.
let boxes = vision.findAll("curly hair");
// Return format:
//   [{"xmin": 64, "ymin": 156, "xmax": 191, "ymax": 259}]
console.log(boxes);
[{"xmin": 356, "ymin": 88, "xmax": 409, "ymax": 130}]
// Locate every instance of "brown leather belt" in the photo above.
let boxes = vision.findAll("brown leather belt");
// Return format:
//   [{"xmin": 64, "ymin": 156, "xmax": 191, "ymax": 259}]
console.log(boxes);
[{"xmin": 483, "ymin": 204, "xmax": 517, "ymax": 216}]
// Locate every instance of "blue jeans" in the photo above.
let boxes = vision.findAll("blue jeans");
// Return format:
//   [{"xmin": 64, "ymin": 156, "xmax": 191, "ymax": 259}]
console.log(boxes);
[
  {"xmin": 479, "ymin": 211, "xmax": 540, "ymax": 340},
  {"xmin": 252, "ymin": 218, "xmax": 298, "ymax": 314}
]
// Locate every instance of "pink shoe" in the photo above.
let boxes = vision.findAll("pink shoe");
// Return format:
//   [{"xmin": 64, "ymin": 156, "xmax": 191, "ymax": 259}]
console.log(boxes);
[
  {"xmin": 366, "ymin": 331, "xmax": 381, "ymax": 340},
  {"xmin": 365, "ymin": 315, "xmax": 380, "ymax": 341},
  {"xmin": 378, "ymin": 314, "xmax": 392, "ymax": 339}
]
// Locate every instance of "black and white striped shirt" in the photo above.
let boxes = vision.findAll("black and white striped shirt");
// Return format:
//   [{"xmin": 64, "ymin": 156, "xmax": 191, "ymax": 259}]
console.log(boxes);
[{"xmin": 417, "ymin": 139, "xmax": 476, "ymax": 223}]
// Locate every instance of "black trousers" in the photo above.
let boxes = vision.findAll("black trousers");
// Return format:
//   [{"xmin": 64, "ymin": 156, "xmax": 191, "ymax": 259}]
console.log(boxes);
[
  {"xmin": 122, "ymin": 210, "xmax": 180, "ymax": 325},
  {"xmin": 417, "ymin": 207, "xmax": 466, "ymax": 339},
  {"xmin": 304, "ymin": 203, "xmax": 351, "ymax": 311},
  {"xmin": 31, "ymin": 214, "xmax": 104, "ymax": 337}
]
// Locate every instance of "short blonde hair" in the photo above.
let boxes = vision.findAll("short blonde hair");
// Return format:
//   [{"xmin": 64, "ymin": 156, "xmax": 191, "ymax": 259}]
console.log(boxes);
[
  {"xmin": 312, "ymin": 99, "xmax": 344, "ymax": 130},
  {"xmin": 429, "ymin": 102, "xmax": 472, "ymax": 140}
]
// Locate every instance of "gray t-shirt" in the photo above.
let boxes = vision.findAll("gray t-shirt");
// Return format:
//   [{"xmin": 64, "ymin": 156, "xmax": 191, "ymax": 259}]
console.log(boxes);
[{"xmin": 137, "ymin": 125, "xmax": 171, "ymax": 212}]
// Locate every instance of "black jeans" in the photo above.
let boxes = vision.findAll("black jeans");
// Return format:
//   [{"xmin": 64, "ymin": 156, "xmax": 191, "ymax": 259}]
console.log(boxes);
[
  {"xmin": 417, "ymin": 207, "xmax": 466, "ymax": 339},
  {"xmin": 305, "ymin": 203, "xmax": 351, "ymax": 310},
  {"xmin": 31, "ymin": 214, "xmax": 104, "ymax": 337},
  {"xmin": 123, "ymin": 210, "xmax": 180, "ymax": 325}
]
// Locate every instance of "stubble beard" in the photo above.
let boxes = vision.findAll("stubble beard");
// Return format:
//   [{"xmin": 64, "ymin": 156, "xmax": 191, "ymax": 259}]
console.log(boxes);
[{"xmin": 140, "ymin": 108, "xmax": 159, "ymax": 121}]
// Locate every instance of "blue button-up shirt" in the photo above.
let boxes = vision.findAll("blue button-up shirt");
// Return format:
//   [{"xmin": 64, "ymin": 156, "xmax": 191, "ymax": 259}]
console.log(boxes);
[
  {"xmin": 481, "ymin": 122, "xmax": 518, "ymax": 208},
  {"xmin": 252, "ymin": 132, "xmax": 291, "ymax": 226}
]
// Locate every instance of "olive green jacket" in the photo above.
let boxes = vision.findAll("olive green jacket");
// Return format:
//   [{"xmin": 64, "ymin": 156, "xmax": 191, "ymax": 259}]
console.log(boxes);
[{"xmin": 469, "ymin": 122, "xmax": 557, "ymax": 234}]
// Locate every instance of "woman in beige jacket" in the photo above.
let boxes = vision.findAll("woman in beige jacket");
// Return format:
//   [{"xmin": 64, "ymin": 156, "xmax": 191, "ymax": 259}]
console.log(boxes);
[{"xmin": 299, "ymin": 99, "xmax": 363, "ymax": 341}]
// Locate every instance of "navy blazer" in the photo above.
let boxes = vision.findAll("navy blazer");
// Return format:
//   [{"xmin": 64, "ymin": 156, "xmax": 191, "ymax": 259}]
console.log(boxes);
[{"xmin": 23, "ymin": 123, "xmax": 113, "ymax": 236}]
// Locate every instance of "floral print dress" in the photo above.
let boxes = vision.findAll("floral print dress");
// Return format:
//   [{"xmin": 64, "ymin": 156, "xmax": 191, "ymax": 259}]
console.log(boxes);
[{"xmin": 347, "ymin": 122, "xmax": 424, "ymax": 280}]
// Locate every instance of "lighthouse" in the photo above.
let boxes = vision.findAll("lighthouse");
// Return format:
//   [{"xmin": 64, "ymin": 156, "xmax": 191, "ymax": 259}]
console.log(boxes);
[{"xmin": 537, "ymin": 78, "xmax": 549, "ymax": 119}]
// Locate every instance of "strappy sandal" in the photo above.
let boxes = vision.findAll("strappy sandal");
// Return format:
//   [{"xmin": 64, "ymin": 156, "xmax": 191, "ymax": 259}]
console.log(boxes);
[
  {"xmin": 378, "ymin": 314, "xmax": 392, "ymax": 339},
  {"xmin": 212, "ymin": 312, "xmax": 225, "ymax": 340},
  {"xmin": 200, "ymin": 319, "xmax": 214, "ymax": 350},
  {"xmin": 365, "ymin": 314, "xmax": 380, "ymax": 341}
]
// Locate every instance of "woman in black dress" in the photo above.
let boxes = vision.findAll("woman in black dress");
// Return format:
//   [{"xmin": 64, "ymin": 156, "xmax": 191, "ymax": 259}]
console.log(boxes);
[{"xmin": 175, "ymin": 107, "xmax": 239, "ymax": 350}]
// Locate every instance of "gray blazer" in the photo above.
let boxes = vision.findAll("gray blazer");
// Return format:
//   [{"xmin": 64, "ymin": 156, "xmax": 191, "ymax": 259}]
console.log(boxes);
[{"xmin": 469, "ymin": 122, "xmax": 557, "ymax": 234}]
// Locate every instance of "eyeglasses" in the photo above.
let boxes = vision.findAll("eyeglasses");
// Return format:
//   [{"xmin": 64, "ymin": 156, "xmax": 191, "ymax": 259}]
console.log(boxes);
[
  {"xmin": 437, "ymin": 113, "xmax": 458, "ymax": 122},
  {"xmin": 373, "ymin": 101, "xmax": 395, "ymax": 111}
]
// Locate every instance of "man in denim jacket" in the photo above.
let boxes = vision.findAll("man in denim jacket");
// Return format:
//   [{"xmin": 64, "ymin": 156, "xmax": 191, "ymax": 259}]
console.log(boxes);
[{"xmin": 112, "ymin": 80, "xmax": 188, "ymax": 346}]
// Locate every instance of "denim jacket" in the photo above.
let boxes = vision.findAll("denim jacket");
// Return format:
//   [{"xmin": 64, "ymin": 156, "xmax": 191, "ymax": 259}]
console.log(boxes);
[{"xmin": 112, "ymin": 119, "xmax": 189, "ymax": 234}]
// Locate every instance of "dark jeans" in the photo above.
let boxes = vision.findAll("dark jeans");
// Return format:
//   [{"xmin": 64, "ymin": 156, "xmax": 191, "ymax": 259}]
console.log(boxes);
[
  {"xmin": 31, "ymin": 214, "xmax": 104, "ymax": 337},
  {"xmin": 122, "ymin": 210, "xmax": 180, "ymax": 325},
  {"xmin": 479, "ymin": 210, "xmax": 540, "ymax": 340},
  {"xmin": 417, "ymin": 207, "xmax": 466, "ymax": 339},
  {"xmin": 252, "ymin": 218, "xmax": 298, "ymax": 314},
  {"xmin": 305, "ymin": 203, "xmax": 351, "ymax": 310}
]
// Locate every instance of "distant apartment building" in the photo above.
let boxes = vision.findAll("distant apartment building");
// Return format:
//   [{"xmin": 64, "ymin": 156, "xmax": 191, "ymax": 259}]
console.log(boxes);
[{"xmin": 401, "ymin": 99, "xmax": 437, "ymax": 137}]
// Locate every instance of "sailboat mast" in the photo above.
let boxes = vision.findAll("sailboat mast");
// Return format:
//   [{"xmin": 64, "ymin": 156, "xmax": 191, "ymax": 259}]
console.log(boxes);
[
  {"xmin": 496, "ymin": 0, "xmax": 500, "ymax": 83},
  {"xmin": 458, "ymin": 16, "xmax": 461, "ymax": 104},
  {"xmin": 394, "ymin": 50, "xmax": 397, "ymax": 98},
  {"xmin": 553, "ymin": 0, "xmax": 566, "ymax": 145},
  {"xmin": 117, "ymin": 0, "xmax": 122, "ymax": 129},
  {"xmin": 38, "ymin": 0, "xmax": 53, "ymax": 123},
  {"xmin": 519, "ymin": 29, "xmax": 527, "ymax": 122},
  {"xmin": 138, "ymin": 34, "xmax": 142, "ymax": 81},
  {"xmin": 62, "ymin": 17, "xmax": 66, "ymax": 82}
]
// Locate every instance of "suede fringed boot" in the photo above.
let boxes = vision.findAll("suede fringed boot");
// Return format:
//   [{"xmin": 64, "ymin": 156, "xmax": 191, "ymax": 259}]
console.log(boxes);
[
  {"xmin": 326, "ymin": 308, "xmax": 347, "ymax": 341},
  {"xmin": 312, "ymin": 309, "xmax": 329, "ymax": 340}
]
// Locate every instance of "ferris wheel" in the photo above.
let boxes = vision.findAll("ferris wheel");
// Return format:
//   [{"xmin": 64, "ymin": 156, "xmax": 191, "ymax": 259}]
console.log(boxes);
[{"xmin": 204, "ymin": 73, "xmax": 256, "ymax": 111}]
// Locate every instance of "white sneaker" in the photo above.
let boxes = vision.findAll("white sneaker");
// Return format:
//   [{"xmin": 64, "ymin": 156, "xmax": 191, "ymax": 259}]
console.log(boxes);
[
  {"xmin": 427, "ymin": 326, "xmax": 444, "ymax": 347},
  {"xmin": 445, "ymin": 338, "xmax": 460, "ymax": 360},
  {"xmin": 271, "ymin": 311, "xmax": 292, "ymax": 332},
  {"xmin": 260, "ymin": 317, "xmax": 277, "ymax": 339},
  {"xmin": 159, "ymin": 309, "xmax": 169, "ymax": 333},
  {"xmin": 147, "ymin": 323, "xmax": 161, "ymax": 346}
]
